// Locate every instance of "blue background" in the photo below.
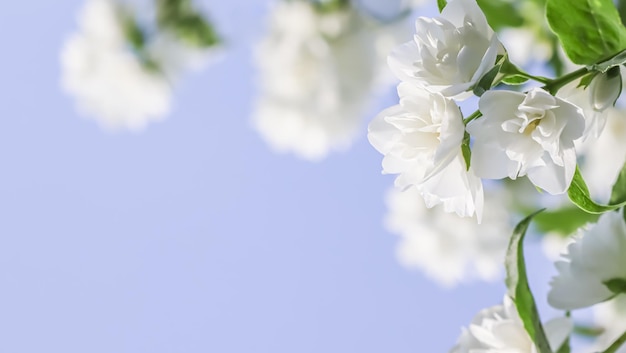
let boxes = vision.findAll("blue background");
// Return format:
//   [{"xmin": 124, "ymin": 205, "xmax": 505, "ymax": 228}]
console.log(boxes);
[{"xmin": 0, "ymin": 1, "xmax": 557, "ymax": 352}]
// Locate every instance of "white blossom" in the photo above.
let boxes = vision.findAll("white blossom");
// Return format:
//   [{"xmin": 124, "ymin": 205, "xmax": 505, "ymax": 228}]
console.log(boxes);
[
  {"xmin": 467, "ymin": 87, "xmax": 586, "ymax": 195},
  {"xmin": 385, "ymin": 186, "xmax": 511, "ymax": 286},
  {"xmin": 450, "ymin": 296, "xmax": 571, "ymax": 353},
  {"xmin": 588, "ymin": 295, "xmax": 626, "ymax": 353},
  {"xmin": 369, "ymin": 82, "xmax": 483, "ymax": 219},
  {"xmin": 60, "ymin": 0, "xmax": 172, "ymax": 131},
  {"xmin": 548, "ymin": 211, "xmax": 626, "ymax": 310},
  {"xmin": 388, "ymin": 0, "xmax": 504, "ymax": 99},
  {"xmin": 253, "ymin": 1, "xmax": 397, "ymax": 161}
]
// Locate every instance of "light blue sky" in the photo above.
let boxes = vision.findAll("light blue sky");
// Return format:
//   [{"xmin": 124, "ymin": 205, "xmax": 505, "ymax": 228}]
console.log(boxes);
[{"xmin": 0, "ymin": 1, "xmax": 561, "ymax": 352}]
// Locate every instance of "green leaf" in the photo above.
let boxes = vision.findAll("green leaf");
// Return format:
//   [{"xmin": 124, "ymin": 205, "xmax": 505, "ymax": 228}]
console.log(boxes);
[
  {"xmin": 577, "ymin": 73, "xmax": 597, "ymax": 89},
  {"xmin": 476, "ymin": 0, "xmax": 524, "ymax": 31},
  {"xmin": 505, "ymin": 209, "xmax": 553, "ymax": 353},
  {"xmin": 502, "ymin": 74, "xmax": 529, "ymax": 85},
  {"xmin": 437, "ymin": 0, "xmax": 447, "ymax": 12},
  {"xmin": 618, "ymin": 0, "xmax": 626, "ymax": 28},
  {"xmin": 461, "ymin": 132, "xmax": 471, "ymax": 171},
  {"xmin": 556, "ymin": 311, "xmax": 571, "ymax": 353},
  {"xmin": 546, "ymin": 0, "xmax": 626, "ymax": 65},
  {"xmin": 533, "ymin": 207, "xmax": 599, "ymax": 235},
  {"xmin": 556, "ymin": 332, "xmax": 571, "ymax": 353},
  {"xmin": 588, "ymin": 50, "xmax": 626, "ymax": 73},
  {"xmin": 610, "ymin": 161, "xmax": 626, "ymax": 204},
  {"xmin": 574, "ymin": 324, "xmax": 605, "ymax": 337},
  {"xmin": 473, "ymin": 63, "xmax": 501, "ymax": 96},
  {"xmin": 157, "ymin": 0, "xmax": 220, "ymax": 48},
  {"xmin": 121, "ymin": 14, "xmax": 146, "ymax": 51},
  {"xmin": 568, "ymin": 167, "xmax": 626, "ymax": 214},
  {"xmin": 604, "ymin": 278, "xmax": 626, "ymax": 294}
]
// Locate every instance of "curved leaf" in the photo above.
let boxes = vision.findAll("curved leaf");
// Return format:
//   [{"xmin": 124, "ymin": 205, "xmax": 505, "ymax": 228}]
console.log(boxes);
[{"xmin": 505, "ymin": 209, "xmax": 552, "ymax": 353}]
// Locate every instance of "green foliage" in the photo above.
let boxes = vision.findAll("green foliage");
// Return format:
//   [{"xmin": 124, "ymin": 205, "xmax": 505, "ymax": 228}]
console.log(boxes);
[
  {"xmin": 312, "ymin": 0, "xmax": 349, "ymax": 13},
  {"xmin": 157, "ymin": 0, "xmax": 219, "ymax": 48},
  {"xmin": 604, "ymin": 278, "xmax": 626, "ymax": 294},
  {"xmin": 546, "ymin": 0, "xmax": 626, "ymax": 65},
  {"xmin": 121, "ymin": 14, "xmax": 146, "ymax": 51},
  {"xmin": 437, "ymin": 0, "xmax": 447, "ymax": 12},
  {"xmin": 577, "ymin": 73, "xmax": 596, "ymax": 89},
  {"xmin": 461, "ymin": 132, "xmax": 471, "ymax": 171},
  {"xmin": 532, "ymin": 207, "xmax": 599, "ymax": 236},
  {"xmin": 556, "ymin": 333, "xmax": 571, "ymax": 353},
  {"xmin": 476, "ymin": 0, "xmax": 524, "ymax": 31},
  {"xmin": 574, "ymin": 324, "xmax": 605, "ymax": 337},
  {"xmin": 505, "ymin": 210, "xmax": 553, "ymax": 353},
  {"xmin": 610, "ymin": 160, "xmax": 626, "ymax": 204},
  {"xmin": 501, "ymin": 74, "xmax": 529, "ymax": 85},
  {"xmin": 567, "ymin": 167, "xmax": 626, "ymax": 214},
  {"xmin": 618, "ymin": 0, "xmax": 626, "ymax": 28},
  {"xmin": 473, "ymin": 56, "xmax": 505, "ymax": 96}
]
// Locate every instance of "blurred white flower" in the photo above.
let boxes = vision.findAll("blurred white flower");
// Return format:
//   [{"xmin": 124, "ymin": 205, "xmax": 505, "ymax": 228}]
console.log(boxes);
[
  {"xmin": 369, "ymin": 82, "xmax": 483, "ymax": 219},
  {"xmin": 61, "ymin": 0, "xmax": 172, "ymax": 131},
  {"xmin": 388, "ymin": 0, "xmax": 504, "ymax": 99},
  {"xmin": 385, "ymin": 186, "xmax": 511, "ymax": 287},
  {"xmin": 548, "ymin": 211, "xmax": 626, "ymax": 310},
  {"xmin": 589, "ymin": 295, "xmax": 626, "ymax": 353},
  {"xmin": 541, "ymin": 233, "xmax": 574, "ymax": 262},
  {"xmin": 450, "ymin": 296, "xmax": 571, "ymax": 353},
  {"xmin": 498, "ymin": 27, "xmax": 551, "ymax": 68},
  {"xmin": 468, "ymin": 88, "xmax": 586, "ymax": 195},
  {"xmin": 147, "ymin": 33, "xmax": 221, "ymax": 77},
  {"xmin": 253, "ymin": 0, "xmax": 399, "ymax": 161},
  {"xmin": 578, "ymin": 108, "xmax": 626, "ymax": 203}
]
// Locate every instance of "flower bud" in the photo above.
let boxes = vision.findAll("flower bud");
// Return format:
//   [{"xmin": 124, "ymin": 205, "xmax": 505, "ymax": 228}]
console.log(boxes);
[{"xmin": 590, "ymin": 66, "xmax": 622, "ymax": 112}]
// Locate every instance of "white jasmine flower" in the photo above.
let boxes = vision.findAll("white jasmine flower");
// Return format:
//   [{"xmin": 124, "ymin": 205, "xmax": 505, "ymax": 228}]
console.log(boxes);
[
  {"xmin": 388, "ymin": 0, "xmax": 504, "ymax": 99},
  {"xmin": 450, "ymin": 296, "xmax": 572, "ymax": 353},
  {"xmin": 253, "ymin": 1, "xmax": 392, "ymax": 161},
  {"xmin": 60, "ymin": 0, "xmax": 172, "ymax": 131},
  {"xmin": 369, "ymin": 82, "xmax": 483, "ymax": 219},
  {"xmin": 467, "ymin": 87, "xmax": 586, "ymax": 195},
  {"xmin": 579, "ymin": 108, "xmax": 626, "ymax": 203},
  {"xmin": 385, "ymin": 186, "xmax": 511, "ymax": 287},
  {"xmin": 548, "ymin": 211, "xmax": 626, "ymax": 310}
]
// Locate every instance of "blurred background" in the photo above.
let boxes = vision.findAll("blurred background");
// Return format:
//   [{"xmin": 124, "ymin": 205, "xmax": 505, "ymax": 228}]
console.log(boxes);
[{"xmin": 0, "ymin": 1, "xmax": 585, "ymax": 352}]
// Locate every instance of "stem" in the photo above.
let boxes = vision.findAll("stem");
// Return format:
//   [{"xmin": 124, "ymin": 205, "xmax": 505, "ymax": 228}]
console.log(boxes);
[
  {"xmin": 603, "ymin": 330, "xmax": 626, "ymax": 353},
  {"xmin": 501, "ymin": 59, "xmax": 551, "ymax": 84},
  {"xmin": 514, "ymin": 71, "xmax": 552, "ymax": 85},
  {"xmin": 542, "ymin": 66, "xmax": 590, "ymax": 95},
  {"xmin": 463, "ymin": 110, "xmax": 482, "ymax": 125}
]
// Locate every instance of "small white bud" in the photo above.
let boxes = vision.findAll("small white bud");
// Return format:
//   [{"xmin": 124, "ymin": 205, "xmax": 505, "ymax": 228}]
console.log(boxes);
[{"xmin": 590, "ymin": 67, "xmax": 622, "ymax": 112}]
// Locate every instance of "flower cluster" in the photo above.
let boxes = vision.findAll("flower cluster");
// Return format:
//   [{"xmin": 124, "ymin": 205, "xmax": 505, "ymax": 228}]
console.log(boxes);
[
  {"xmin": 450, "ymin": 296, "xmax": 571, "ymax": 353},
  {"xmin": 60, "ymin": 0, "xmax": 220, "ymax": 131},
  {"xmin": 369, "ymin": 0, "xmax": 626, "ymax": 352},
  {"xmin": 385, "ymin": 185, "xmax": 512, "ymax": 286},
  {"xmin": 253, "ymin": 0, "xmax": 409, "ymax": 161},
  {"xmin": 369, "ymin": 0, "xmax": 622, "ymax": 221}
]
